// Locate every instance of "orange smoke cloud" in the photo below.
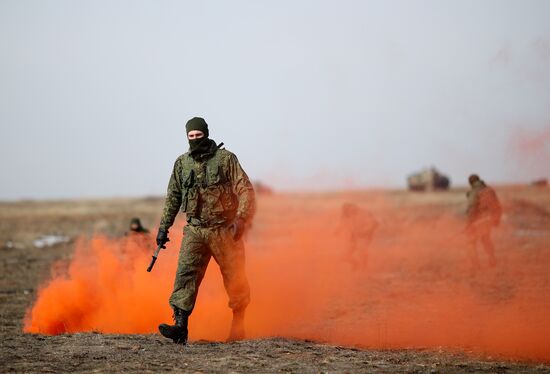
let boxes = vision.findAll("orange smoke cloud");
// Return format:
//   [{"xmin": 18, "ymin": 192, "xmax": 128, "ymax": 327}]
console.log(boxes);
[
  {"xmin": 508, "ymin": 125, "xmax": 550, "ymax": 177},
  {"xmin": 24, "ymin": 194, "xmax": 550, "ymax": 362}
]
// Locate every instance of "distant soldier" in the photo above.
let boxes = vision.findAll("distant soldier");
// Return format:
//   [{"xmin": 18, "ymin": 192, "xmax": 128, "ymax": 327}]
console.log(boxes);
[
  {"xmin": 127, "ymin": 217, "xmax": 150, "ymax": 235},
  {"xmin": 336, "ymin": 202, "xmax": 379, "ymax": 270},
  {"xmin": 156, "ymin": 117, "xmax": 255, "ymax": 345},
  {"xmin": 465, "ymin": 174, "xmax": 502, "ymax": 269},
  {"xmin": 123, "ymin": 217, "xmax": 151, "ymax": 256}
]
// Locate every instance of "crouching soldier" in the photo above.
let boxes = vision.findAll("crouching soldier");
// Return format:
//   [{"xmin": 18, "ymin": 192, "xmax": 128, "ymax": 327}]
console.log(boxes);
[{"xmin": 121, "ymin": 217, "xmax": 151, "ymax": 259}]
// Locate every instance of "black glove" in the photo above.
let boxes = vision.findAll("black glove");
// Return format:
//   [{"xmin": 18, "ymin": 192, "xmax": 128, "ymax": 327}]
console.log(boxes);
[
  {"xmin": 156, "ymin": 228, "xmax": 170, "ymax": 248},
  {"xmin": 230, "ymin": 218, "xmax": 246, "ymax": 241}
]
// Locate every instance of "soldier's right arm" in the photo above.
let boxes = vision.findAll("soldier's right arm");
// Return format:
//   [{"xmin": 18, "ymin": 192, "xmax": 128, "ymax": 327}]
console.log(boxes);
[
  {"xmin": 159, "ymin": 158, "xmax": 183, "ymax": 231},
  {"xmin": 466, "ymin": 188, "xmax": 479, "ymax": 222}
]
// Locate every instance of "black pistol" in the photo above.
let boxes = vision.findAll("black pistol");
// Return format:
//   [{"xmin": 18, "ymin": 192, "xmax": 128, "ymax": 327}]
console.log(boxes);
[{"xmin": 147, "ymin": 244, "xmax": 163, "ymax": 272}]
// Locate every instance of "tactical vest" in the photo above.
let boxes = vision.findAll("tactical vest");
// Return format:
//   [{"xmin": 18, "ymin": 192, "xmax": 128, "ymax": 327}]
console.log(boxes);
[
  {"xmin": 179, "ymin": 149, "xmax": 238, "ymax": 224},
  {"xmin": 468, "ymin": 182, "xmax": 501, "ymax": 223}
]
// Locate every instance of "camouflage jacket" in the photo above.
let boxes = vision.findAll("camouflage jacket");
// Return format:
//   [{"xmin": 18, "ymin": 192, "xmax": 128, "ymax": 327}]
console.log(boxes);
[
  {"xmin": 159, "ymin": 145, "xmax": 255, "ymax": 231},
  {"xmin": 466, "ymin": 180, "xmax": 502, "ymax": 225}
]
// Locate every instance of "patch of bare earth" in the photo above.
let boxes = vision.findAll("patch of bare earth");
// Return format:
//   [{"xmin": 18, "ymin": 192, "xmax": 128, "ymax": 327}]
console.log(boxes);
[{"xmin": 1, "ymin": 191, "xmax": 549, "ymax": 373}]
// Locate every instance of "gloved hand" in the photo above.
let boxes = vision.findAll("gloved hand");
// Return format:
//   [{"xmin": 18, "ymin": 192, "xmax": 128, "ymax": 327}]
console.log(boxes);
[
  {"xmin": 156, "ymin": 228, "xmax": 170, "ymax": 248},
  {"xmin": 230, "ymin": 218, "xmax": 246, "ymax": 241}
]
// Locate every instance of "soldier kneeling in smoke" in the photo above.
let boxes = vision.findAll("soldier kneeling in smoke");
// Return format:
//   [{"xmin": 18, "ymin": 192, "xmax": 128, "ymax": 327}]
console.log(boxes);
[
  {"xmin": 156, "ymin": 117, "xmax": 255, "ymax": 344},
  {"xmin": 336, "ymin": 202, "xmax": 379, "ymax": 271},
  {"xmin": 122, "ymin": 217, "xmax": 151, "ymax": 258},
  {"xmin": 464, "ymin": 174, "xmax": 502, "ymax": 271},
  {"xmin": 126, "ymin": 217, "xmax": 150, "ymax": 239}
]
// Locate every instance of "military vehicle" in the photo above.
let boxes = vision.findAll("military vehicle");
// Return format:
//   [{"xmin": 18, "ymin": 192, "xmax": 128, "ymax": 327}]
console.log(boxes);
[
  {"xmin": 407, "ymin": 167, "xmax": 450, "ymax": 191},
  {"xmin": 531, "ymin": 178, "xmax": 548, "ymax": 187}
]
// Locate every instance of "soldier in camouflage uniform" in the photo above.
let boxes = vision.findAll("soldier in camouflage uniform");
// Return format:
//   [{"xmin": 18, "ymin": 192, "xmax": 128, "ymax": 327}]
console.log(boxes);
[
  {"xmin": 335, "ymin": 202, "xmax": 379, "ymax": 271},
  {"xmin": 465, "ymin": 174, "xmax": 502, "ymax": 270},
  {"xmin": 156, "ymin": 117, "xmax": 255, "ymax": 344},
  {"xmin": 128, "ymin": 217, "xmax": 149, "ymax": 235},
  {"xmin": 122, "ymin": 217, "xmax": 151, "ymax": 257}
]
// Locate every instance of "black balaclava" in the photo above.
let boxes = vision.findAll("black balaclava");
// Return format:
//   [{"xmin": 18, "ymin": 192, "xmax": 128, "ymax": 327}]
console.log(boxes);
[
  {"xmin": 186, "ymin": 117, "xmax": 209, "ymax": 137},
  {"xmin": 130, "ymin": 217, "xmax": 145, "ymax": 232},
  {"xmin": 186, "ymin": 117, "xmax": 217, "ymax": 158}
]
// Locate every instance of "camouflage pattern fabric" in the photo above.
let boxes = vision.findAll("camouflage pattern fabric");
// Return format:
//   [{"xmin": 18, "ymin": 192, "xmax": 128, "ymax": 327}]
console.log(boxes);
[
  {"xmin": 169, "ymin": 224, "xmax": 250, "ymax": 313},
  {"xmin": 159, "ymin": 145, "xmax": 255, "ymax": 314},
  {"xmin": 159, "ymin": 148, "xmax": 255, "ymax": 231}
]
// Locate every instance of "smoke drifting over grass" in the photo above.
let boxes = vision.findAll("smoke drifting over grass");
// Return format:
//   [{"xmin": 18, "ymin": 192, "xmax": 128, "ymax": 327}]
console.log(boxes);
[
  {"xmin": 24, "ymin": 194, "xmax": 550, "ymax": 362},
  {"xmin": 508, "ymin": 125, "xmax": 550, "ymax": 179}
]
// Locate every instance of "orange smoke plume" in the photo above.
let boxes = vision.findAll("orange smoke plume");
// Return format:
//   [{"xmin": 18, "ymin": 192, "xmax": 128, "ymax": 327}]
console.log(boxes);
[
  {"xmin": 508, "ymin": 125, "xmax": 550, "ymax": 177},
  {"xmin": 24, "ymin": 194, "xmax": 550, "ymax": 362}
]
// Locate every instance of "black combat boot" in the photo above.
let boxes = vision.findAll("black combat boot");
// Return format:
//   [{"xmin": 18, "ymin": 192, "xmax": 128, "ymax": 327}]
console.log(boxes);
[
  {"xmin": 227, "ymin": 308, "xmax": 246, "ymax": 342},
  {"xmin": 159, "ymin": 308, "xmax": 189, "ymax": 344}
]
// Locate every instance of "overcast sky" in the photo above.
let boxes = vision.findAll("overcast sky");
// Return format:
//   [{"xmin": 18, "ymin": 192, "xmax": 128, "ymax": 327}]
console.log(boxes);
[{"xmin": 1, "ymin": 0, "xmax": 549, "ymax": 200}]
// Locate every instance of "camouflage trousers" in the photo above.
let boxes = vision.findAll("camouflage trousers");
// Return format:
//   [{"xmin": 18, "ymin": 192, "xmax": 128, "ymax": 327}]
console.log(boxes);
[
  {"xmin": 169, "ymin": 224, "xmax": 250, "ymax": 314},
  {"xmin": 344, "ymin": 232, "xmax": 374, "ymax": 271},
  {"xmin": 466, "ymin": 218, "xmax": 496, "ymax": 268}
]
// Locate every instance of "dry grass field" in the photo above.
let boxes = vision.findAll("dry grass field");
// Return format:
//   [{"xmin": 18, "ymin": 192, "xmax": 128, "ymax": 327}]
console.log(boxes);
[{"xmin": 1, "ymin": 187, "xmax": 549, "ymax": 373}]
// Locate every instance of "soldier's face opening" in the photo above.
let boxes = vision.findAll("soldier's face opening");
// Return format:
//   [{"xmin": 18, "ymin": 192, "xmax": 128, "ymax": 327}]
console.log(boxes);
[{"xmin": 188, "ymin": 130, "xmax": 205, "ymax": 140}]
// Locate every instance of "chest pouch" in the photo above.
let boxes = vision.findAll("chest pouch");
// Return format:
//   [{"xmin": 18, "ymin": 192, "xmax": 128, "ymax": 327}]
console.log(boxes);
[
  {"xmin": 201, "ymin": 158, "xmax": 236, "ymax": 215},
  {"xmin": 182, "ymin": 169, "xmax": 198, "ymax": 214},
  {"xmin": 206, "ymin": 163, "xmax": 227, "ymax": 186}
]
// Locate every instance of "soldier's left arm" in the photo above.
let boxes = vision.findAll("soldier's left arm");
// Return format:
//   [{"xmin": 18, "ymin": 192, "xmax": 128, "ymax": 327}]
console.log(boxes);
[
  {"xmin": 227, "ymin": 153, "xmax": 256, "ymax": 222},
  {"xmin": 488, "ymin": 188, "xmax": 503, "ymax": 223}
]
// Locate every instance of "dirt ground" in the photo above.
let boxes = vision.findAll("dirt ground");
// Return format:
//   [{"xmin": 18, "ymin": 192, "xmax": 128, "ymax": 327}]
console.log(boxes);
[{"xmin": 1, "ymin": 188, "xmax": 550, "ymax": 373}]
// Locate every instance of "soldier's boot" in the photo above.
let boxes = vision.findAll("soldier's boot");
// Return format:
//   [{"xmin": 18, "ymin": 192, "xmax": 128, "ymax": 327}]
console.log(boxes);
[
  {"xmin": 227, "ymin": 308, "xmax": 246, "ymax": 342},
  {"xmin": 159, "ymin": 308, "xmax": 189, "ymax": 344}
]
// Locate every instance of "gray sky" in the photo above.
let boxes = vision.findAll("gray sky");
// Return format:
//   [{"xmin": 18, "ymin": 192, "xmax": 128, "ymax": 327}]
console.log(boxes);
[{"xmin": 1, "ymin": 0, "xmax": 549, "ymax": 200}]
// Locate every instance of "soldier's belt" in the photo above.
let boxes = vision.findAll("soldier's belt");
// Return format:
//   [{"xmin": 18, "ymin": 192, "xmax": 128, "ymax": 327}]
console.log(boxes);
[{"xmin": 187, "ymin": 216, "xmax": 229, "ymax": 228}]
